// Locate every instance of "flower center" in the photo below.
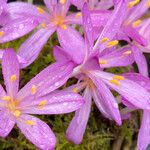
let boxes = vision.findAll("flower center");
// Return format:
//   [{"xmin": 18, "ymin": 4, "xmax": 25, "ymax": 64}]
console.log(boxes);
[
  {"xmin": 3, "ymin": 96, "xmax": 21, "ymax": 118},
  {"xmin": 51, "ymin": 15, "xmax": 67, "ymax": 30}
]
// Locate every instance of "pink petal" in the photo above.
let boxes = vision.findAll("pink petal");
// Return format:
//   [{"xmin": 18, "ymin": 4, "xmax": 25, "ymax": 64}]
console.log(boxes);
[
  {"xmin": 0, "ymin": 109, "xmax": 15, "ymax": 137},
  {"xmin": 18, "ymin": 28, "xmax": 55, "ymax": 68},
  {"xmin": 2, "ymin": 49, "xmax": 19, "ymax": 99},
  {"xmin": 17, "ymin": 114, "xmax": 56, "ymax": 150},
  {"xmin": 131, "ymin": 45, "xmax": 148, "ymax": 76},
  {"xmin": 0, "ymin": 17, "xmax": 38, "ymax": 43},
  {"xmin": 90, "ymin": 75, "xmax": 121, "ymax": 125},
  {"xmin": 138, "ymin": 110, "xmax": 150, "ymax": 150},
  {"xmin": 17, "ymin": 62, "xmax": 74, "ymax": 99},
  {"xmin": 99, "ymin": 46, "xmax": 134, "ymax": 68},
  {"xmin": 66, "ymin": 87, "xmax": 92, "ymax": 144},
  {"xmin": 57, "ymin": 26, "xmax": 86, "ymax": 64}
]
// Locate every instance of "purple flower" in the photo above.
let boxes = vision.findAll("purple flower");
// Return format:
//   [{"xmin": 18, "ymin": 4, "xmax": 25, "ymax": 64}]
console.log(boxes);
[
  {"xmin": 122, "ymin": 73, "xmax": 150, "ymax": 150},
  {"xmin": 0, "ymin": 49, "xmax": 84, "ymax": 149},
  {"xmin": 0, "ymin": 0, "xmax": 39, "ymax": 43},
  {"xmin": 53, "ymin": 3, "xmax": 150, "ymax": 144}
]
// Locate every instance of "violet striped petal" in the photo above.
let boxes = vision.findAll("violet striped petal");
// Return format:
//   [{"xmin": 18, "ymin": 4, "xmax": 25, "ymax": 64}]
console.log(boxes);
[
  {"xmin": 0, "ymin": 109, "xmax": 15, "ymax": 137},
  {"xmin": 131, "ymin": 45, "xmax": 148, "ymax": 76},
  {"xmin": 57, "ymin": 26, "xmax": 86, "ymax": 64},
  {"xmin": 99, "ymin": 46, "xmax": 134, "ymax": 68},
  {"xmin": 138, "ymin": 110, "xmax": 150, "ymax": 150},
  {"xmin": 17, "ymin": 114, "xmax": 56, "ymax": 150},
  {"xmin": 2, "ymin": 49, "xmax": 19, "ymax": 99},
  {"xmin": 0, "ymin": 17, "xmax": 38, "ymax": 43},
  {"xmin": 66, "ymin": 87, "xmax": 92, "ymax": 144},
  {"xmin": 19, "ymin": 92, "xmax": 84, "ymax": 115},
  {"xmin": 90, "ymin": 76, "xmax": 121, "ymax": 125},
  {"xmin": 18, "ymin": 27, "xmax": 56, "ymax": 68},
  {"xmin": 90, "ymin": 70, "xmax": 150, "ymax": 109},
  {"xmin": 17, "ymin": 62, "xmax": 74, "ymax": 99}
]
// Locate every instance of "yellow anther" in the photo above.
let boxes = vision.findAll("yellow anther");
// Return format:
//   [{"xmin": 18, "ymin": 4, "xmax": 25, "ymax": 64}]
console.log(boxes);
[
  {"xmin": 61, "ymin": 24, "xmax": 67, "ymax": 30},
  {"xmin": 72, "ymin": 88, "xmax": 78, "ymax": 93},
  {"xmin": 132, "ymin": 19, "xmax": 142, "ymax": 27},
  {"xmin": 41, "ymin": 23, "xmax": 46, "ymax": 29},
  {"xmin": 2, "ymin": 96, "xmax": 11, "ymax": 101},
  {"xmin": 37, "ymin": 7, "xmax": 44, "ymax": 14},
  {"xmin": 0, "ymin": 31, "xmax": 4, "ymax": 38},
  {"xmin": 38, "ymin": 100, "xmax": 47, "ymax": 109},
  {"xmin": 26, "ymin": 120, "xmax": 35, "ymax": 126},
  {"xmin": 76, "ymin": 12, "xmax": 81, "ymax": 18},
  {"xmin": 107, "ymin": 40, "xmax": 119, "ymax": 48},
  {"xmin": 113, "ymin": 75, "xmax": 125, "ymax": 80},
  {"xmin": 109, "ymin": 79, "xmax": 121, "ymax": 86},
  {"xmin": 123, "ymin": 50, "xmax": 132, "ymax": 55},
  {"xmin": 60, "ymin": 0, "xmax": 66, "ymax": 4},
  {"xmin": 99, "ymin": 59, "xmax": 108, "ymax": 65},
  {"xmin": 13, "ymin": 110, "xmax": 21, "ymax": 118},
  {"xmin": 101, "ymin": 37, "xmax": 109, "ymax": 43},
  {"xmin": 10, "ymin": 74, "xmax": 17, "ymax": 82},
  {"xmin": 31, "ymin": 85, "xmax": 37, "ymax": 95},
  {"xmin": 146, "ymin": 0, "xmax": 150, "ymax": 8},
  {"xmin": 128, "ymin": 0, "xmax": 140, "ymax": 8}
]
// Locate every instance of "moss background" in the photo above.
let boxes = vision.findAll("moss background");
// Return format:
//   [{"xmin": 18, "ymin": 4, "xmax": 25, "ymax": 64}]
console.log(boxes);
[{"xmin": 0, "ymin": 1, "xmax": 148, "ymax": 149}]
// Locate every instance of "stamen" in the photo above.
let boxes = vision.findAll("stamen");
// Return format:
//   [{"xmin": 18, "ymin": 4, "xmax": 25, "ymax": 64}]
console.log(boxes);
[
  {"xmin": 60, "ymin": 24, "xmax": 67, "ymax": 30},
  {"xmin": 2, "ymin": 96, "xmax": 11, "ymax": 101},
  {"xmin": 26, "ymin": 120, "xmax": 35, "ymax": 126},
  {"xmin": 101, "ymin": 37, "xmax": 109, "ymax": 43},
  {"xmin": 38, "ymin": 100, "xmax": 47, "ymax": 109},
  {"xmin": 99, "ymin": 59, "xmax": 108, "ymax": 65},
  {"xmin": 107, "ymin": 40, "xmax": 119, "ymax": 48},
  {"xmin": 60, "ymin": 0, "xmax": 66, "ymax": 4},
  {"xmin": 123, "ymin": 50, "xmax": 132, "ymax": 55},
  {"xmin": 13, "ymin": 110, "xmax": 21, "ymax": 118},
  {"xmin": 132, "ymin": 19, "xmax": 142, "ymax": 27},
  {"xmin": 31, "ymin": 85, "xmax": 37, "ymax": 95},
  {"xmin": 109, "ymin": 79, "xmax": 121, "ymax": 86},
  {"xmin": 10, "ymin": 74, "xmax": 17, "ymax": 82},
  {"xmin": 146, "ymin": 0, "xmax": 150, "ymax": 8},
  {"xmin": 37, "ymin": 7, "xmax": 44, "ymax": 14},
  {"xmin": 41, "ymin": 23, "xmax": 46, "ymax": 29},
  {"xmin": 128, "ymin": 0, "xmax": 140, "ymax": 8},
  {"xmin": 113, "ymin": 75, "xmax": 125, "ymax": 80},
  {"xmin": 0, "ymin": 31, "xmax": 4, "ymax": 38},
  {"xmin": 75, "ymin": 12, "xmax": 81, "ymax": 18},
  {"xmin": 72, "ymin": 88, "xmax": 78, "ymax": 93}
]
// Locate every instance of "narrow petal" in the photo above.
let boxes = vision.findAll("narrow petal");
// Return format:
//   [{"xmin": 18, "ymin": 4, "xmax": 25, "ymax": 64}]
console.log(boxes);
[
  {"xmin": 123, "ymin": 26, "xmax": 147, "ymax": 46},
  {"xmin": 90, "ymin": 76, "xmax": 121, "ymax": 125},
  {"xmin": 99, "ymin": 46, "xmax": 134, "ymax": 68},
  {"xmin": 123, "ymin": 73, "xmax": 150, "ymax": 91},
  {"xmin": 70, "ymin": 0, "xmax": 84, "ymax": 9},
  {"xmin": 82, "ymin": 3, "xmax": 94, "ymax": 51},
  {"xmin": 90, "ymin": 70, "xmax": 150, "ymax": 109},
  {"xmin": 7, "ymin": 2, "xmax": 49, "ymax": 22},
  {"xmin": 0, "ymin": 17, "xmax": 38, "ymax": 43},
  {"xmin": 17, "ymin": 114, "xmax": 56, "ymax": 150},
  {"xmin": 93, "ymin": 0, "xmax": 126, "ymax": 52},
  {"xmin": 57, "ymin": 26, "xmax": 86, "ymax": 64},
  {"xmin": 18, "ymin": 28, "xmax": 55, "ymax": 68},
  {"xmin": 0, "ymin": 109, "xmax": 15, "ymax": 137},
  {"xmin": 19, "ymin": 91, "xmax": 84, "ymax": 115},
  {"xmin": 66, "ymin": 87, "xmax": 92, "ymax": 144},
  {"xmin": 2, "ymin": 49, "xmax": 19, "ymax": 99},
  {"xmin": 17, "ymin": 62, "xmax": 74, "ymax": 100},
  {"xmin": 131, "ymin": 45, "xmax": 148, "ymax": 76},
  {"xmin": 90, "ymin": 10, "xmax": 111, "ymax": 27},
  {"xmin": 53, "ymin": 46, "xmax": 70, "ymax": 63},
  {"xmin": 43, "ymin": 0, "xmax": 57, "ymax": 12},
  {"xmin": 138, "ymin": 110, "xmax": 150, "ymax": 150}
]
